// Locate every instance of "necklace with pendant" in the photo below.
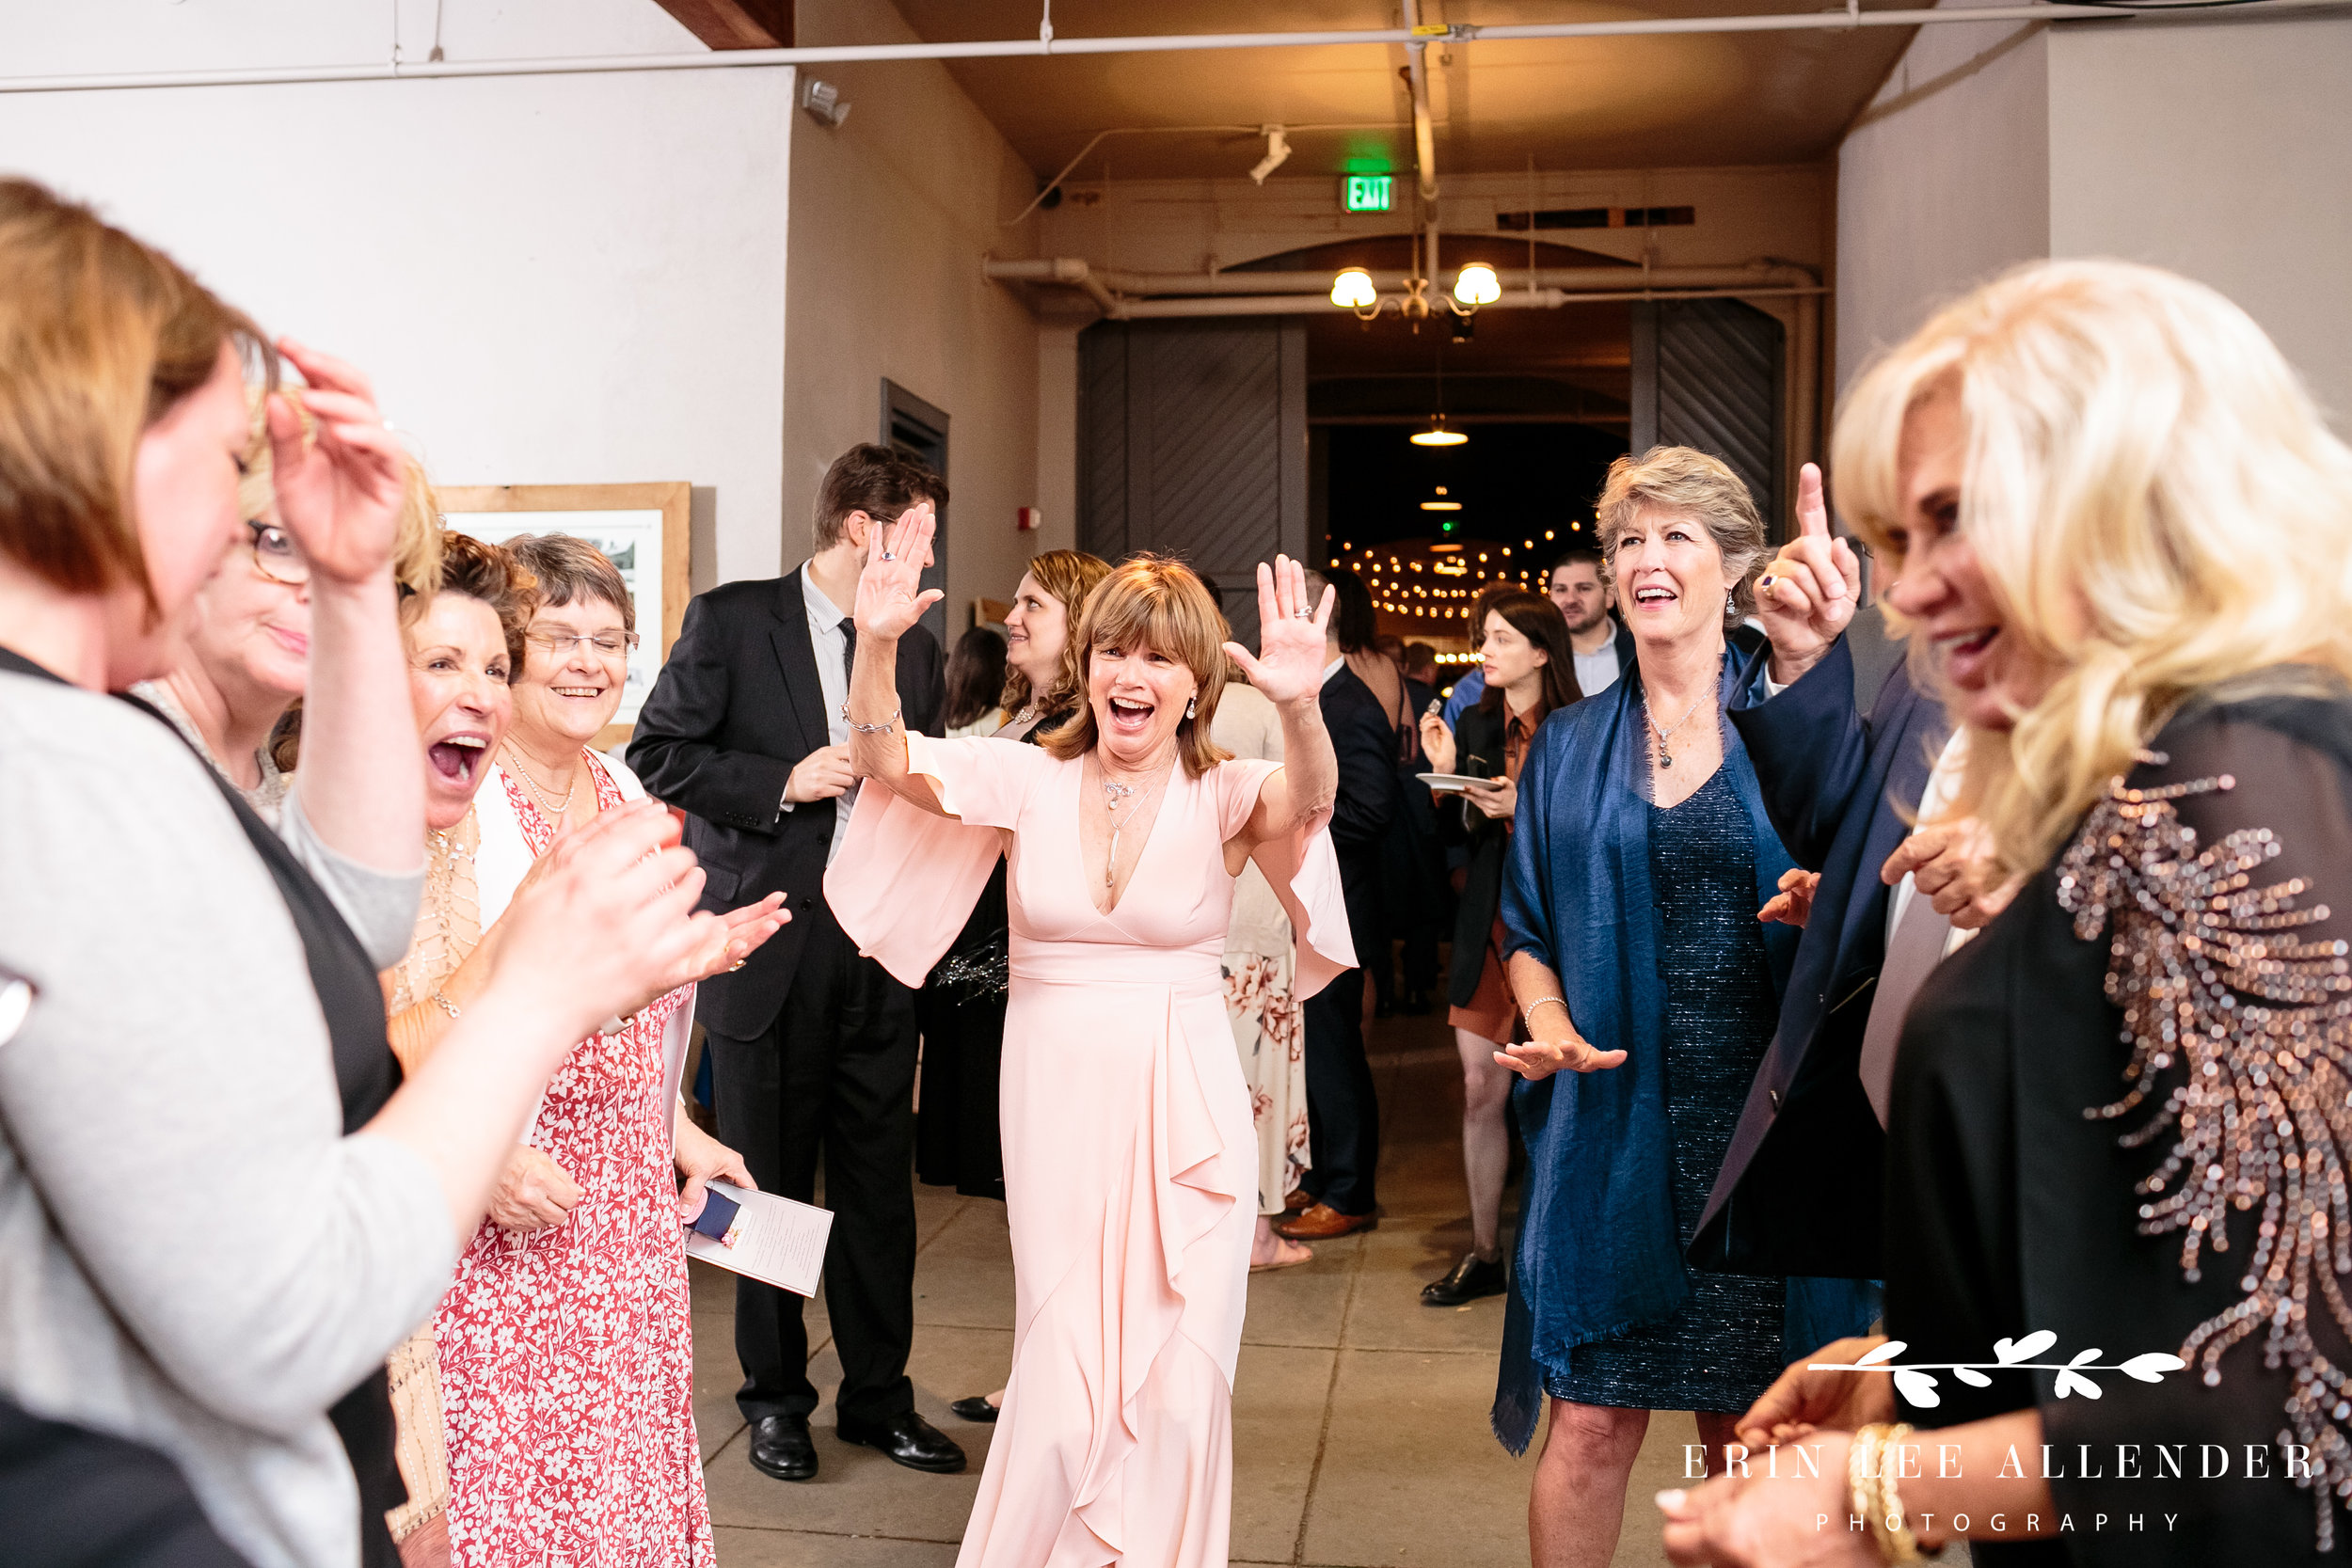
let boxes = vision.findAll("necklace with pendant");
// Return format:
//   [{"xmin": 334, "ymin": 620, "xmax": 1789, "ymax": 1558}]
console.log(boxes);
[
  {"xmin": 1097, "ymin": 761, "xmax": 1168, "ymax": 894},
  {"xmin": 1646, "ymin": 687, "xmax": 1712, "ymax": 770},
  {"xmin": 504, "ymin": 746, "xmax": 578, "ymax": 817}
]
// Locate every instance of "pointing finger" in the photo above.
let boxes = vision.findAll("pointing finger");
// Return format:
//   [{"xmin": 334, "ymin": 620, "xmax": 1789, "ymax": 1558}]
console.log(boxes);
[{"xmin": 1797, "ymin": 462, "xmax": 1829, "ymax": 539}]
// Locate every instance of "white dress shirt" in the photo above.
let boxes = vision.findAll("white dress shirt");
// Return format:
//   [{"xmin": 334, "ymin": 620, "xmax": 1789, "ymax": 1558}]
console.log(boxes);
[
  {"xmin": 1570, "ymin": 618, "xmax": 1623, "ymax": 695},
  {"xmin": 1886, "ymin": 728, "xmax": 1970, "ymax": 949},
  {"xmin": 783, "ymin": 565, "xmax": 859, "ymax": 866}
]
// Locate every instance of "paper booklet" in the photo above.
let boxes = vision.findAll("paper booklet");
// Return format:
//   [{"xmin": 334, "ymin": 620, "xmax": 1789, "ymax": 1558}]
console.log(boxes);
[{"xmin": 683, "ymin": 1180, "xmax": 834, "ymax": 1297}]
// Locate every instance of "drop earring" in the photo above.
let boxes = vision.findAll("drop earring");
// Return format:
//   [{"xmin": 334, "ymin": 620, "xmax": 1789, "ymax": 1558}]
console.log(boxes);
[{"xmin": 1185, "ymin": 697, "xmax": 1197, "ymax": 719}]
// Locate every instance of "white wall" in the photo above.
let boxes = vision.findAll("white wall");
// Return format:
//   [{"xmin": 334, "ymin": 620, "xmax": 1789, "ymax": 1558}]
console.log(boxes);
[
  {"xmin": 2048, "ymin": 15, "xmax": 2352, "ymax": 425},
  {"xmin": 1835, "ymin": 5, "xmax": 2051, "ymax": 392},
  {"xmin": 782, "ymin": 0, "xmax": 1044, "ymax": 630},
  {"xmin": 0, "ymin": 1, "xmax": 797, "ymax": 585}
]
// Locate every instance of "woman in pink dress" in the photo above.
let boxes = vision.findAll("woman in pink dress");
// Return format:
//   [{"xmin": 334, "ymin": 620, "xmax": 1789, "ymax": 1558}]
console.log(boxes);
[{"xmin": 828, "ymin": 515, "xmax": 1353, "ymax": 1568}]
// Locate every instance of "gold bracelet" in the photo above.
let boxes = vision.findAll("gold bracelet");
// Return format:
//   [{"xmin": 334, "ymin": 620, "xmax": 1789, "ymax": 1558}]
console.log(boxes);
[{"xmin": 1853, "ymin": 1422, "xmax": 1940, "ymax": 1564}]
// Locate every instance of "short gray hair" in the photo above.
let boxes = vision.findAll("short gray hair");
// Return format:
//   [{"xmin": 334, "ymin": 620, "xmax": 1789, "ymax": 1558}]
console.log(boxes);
[
  {"xmin": 502, "ymin": 532, "xmax": 632, "ymax": 632},
  {"xmin": 1594, "ymin": 446, "xmax": 1768, "ymax": 623}
]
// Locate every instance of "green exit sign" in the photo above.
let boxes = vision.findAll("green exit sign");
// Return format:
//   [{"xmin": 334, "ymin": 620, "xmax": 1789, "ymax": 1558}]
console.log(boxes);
[{"xmin": 1343, "ymin": 174, "xmax": 1393, "ymax": 214}]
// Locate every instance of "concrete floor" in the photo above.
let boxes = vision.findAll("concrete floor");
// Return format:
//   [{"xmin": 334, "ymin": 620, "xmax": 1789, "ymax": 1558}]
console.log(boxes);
[{"xmin": 690, "ymin": 1005, "xmax": 1701, "ymax": 1568}]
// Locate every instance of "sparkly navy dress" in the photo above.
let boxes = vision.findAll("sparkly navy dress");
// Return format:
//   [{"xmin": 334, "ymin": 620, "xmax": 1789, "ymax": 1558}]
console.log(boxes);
[{"xmin": 1545, "ymin": 764, "xmax": 1788, "ymax": 1413}]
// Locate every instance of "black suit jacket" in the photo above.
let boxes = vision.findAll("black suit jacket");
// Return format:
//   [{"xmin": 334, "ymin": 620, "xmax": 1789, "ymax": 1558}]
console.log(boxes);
[
  {"xmin": 1319, "ymin": 665, "xmax": 1400, "ymax": 960},
  {"xmin": 627, "ymin": 568, "xmax": 945, "ymax": 1038},
  {"xmin": 1689, "ymin": 631, "xmax": 1947, "ymax": 1278}
]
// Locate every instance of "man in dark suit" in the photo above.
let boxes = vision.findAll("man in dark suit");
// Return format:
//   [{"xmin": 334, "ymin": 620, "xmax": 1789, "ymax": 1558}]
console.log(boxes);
[
  {"xmin": 1690, "ymin": 467, "xmax": 1948, "ymax": 1302},
  {"xmin": 1277, "ymin": 565, "xmax": 1397, "ymax": 1241},
  {"xmin": 628, "ymin": 444, "xmax": 959, "ymax": 1484}
]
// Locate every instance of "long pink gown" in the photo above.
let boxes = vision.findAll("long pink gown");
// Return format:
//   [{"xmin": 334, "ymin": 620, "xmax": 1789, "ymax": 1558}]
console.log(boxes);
[{"xmin": 828, "ymin": 734, "xmax": 1352, "ymax": 1568}]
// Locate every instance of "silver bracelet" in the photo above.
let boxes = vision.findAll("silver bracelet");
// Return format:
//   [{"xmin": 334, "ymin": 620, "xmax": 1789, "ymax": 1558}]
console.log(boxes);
[
  {"xmin": 429, "ymin": 990, "xmax": 461, "ymax": 1020},
  {"xmin": 1522, "ymin": 996, "xmax": 1568, "ymax": 1019},
  {"xmin": 840, "ymin": 701, "xmax": 900, "ymax": 735}
]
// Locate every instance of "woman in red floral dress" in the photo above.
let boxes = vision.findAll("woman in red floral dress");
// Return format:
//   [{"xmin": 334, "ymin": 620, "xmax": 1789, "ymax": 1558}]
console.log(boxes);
[{"xmin": 404, "ymin": 536, "xmax": 781, "ymax": 1568}]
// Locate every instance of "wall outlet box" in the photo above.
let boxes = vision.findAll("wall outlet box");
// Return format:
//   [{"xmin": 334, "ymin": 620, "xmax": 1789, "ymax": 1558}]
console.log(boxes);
[{"xmin": 1016, "ymin": 506, "xmax": 1042, "ymax": 532}]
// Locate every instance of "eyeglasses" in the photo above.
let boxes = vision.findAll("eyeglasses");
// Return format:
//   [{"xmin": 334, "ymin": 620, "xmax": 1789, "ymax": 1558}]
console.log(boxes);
[
  {"xmin": 246, "ymin": 519, "xmax": 309, "ymax": 585},
  {"xmin": 527, "ymin": 628, "xmax": 640, "ymax": 658}
]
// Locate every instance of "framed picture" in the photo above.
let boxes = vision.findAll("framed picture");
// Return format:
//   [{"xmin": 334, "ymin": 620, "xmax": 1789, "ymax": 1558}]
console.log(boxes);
[{"xmin": 436, "ymin": 482, "xmax": 691, "ymax": 750}]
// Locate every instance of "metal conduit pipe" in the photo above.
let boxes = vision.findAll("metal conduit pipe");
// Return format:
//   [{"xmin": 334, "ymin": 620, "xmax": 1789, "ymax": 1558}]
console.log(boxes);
[
  {"xmin": 13, "ymin": 4, "xmax": 2332, "ymax": 96},
  {"xmin": 1400, "ymin": 0, "xmax": 1441, "ymax": 204}
]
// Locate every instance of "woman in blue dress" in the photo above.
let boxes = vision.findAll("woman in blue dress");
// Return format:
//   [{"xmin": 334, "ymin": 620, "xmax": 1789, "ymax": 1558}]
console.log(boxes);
[{"xmin": 1490, "ymin": 447, "xmax": 1869, "ymax": 1566}]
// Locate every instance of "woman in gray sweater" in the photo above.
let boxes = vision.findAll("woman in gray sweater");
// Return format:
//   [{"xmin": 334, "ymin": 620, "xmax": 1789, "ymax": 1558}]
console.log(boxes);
[{"xmin": 0, "ymin": 180, "xmax": 764, "ymax": 1568}]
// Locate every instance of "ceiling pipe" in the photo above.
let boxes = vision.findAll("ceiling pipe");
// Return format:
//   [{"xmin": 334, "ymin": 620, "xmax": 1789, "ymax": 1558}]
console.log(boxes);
[
  {"xmin": 982, "ymin": 257, "xmax": 1123, "ymax": 317},
  {"xmin": 1091, "ymin": 262, "xmax": 1819, "ymax": 293},
  {"xmin": 1399, "ymin": 0, "xmax": 1440, "ymax": 204},
  {"xmin": 1114, "ymin": 285, "xmax": 1826, "ymax": 319},
  {"xmin": 983, "ymin": 259, "xmax": 1826, "ymax": 319},
  {"xmin": 985, "ymin": 257, "xmax": 1820, "ymax": 316},
  {"xmin": 9, "ymin": 3, "xmax": 2319, "ymax": 95}
]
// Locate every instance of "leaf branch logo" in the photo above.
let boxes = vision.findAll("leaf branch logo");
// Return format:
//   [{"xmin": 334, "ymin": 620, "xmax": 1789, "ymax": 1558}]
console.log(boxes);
[{"xmin": 1808, "ymin": 1332, "xmax": 2188, "ymax": 1409}]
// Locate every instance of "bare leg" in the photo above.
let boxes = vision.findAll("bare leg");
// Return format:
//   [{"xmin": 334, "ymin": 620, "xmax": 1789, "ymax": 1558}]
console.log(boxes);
[
  {"xmin": 1529, "ymin": 1400, "xmax": 1649, "ymax": 1568},
  {"xmin": 1250, "ymin": 1212, "xmax": 1311, "ymax": 1268},
  {"xmin": 1692, "ymin": 1410, "xmax": 1744, "ymax": 1477},
  {"xmin": 1454, "ymin": 1026, "xmax": 1513, "ymax": 1259}
]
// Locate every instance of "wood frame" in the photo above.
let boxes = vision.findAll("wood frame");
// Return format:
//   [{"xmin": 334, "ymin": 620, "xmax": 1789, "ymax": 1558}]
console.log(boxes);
[
  {"xmin": 650, "ymin": 0, "xmax": 791, "ymax": 49},
  {"xmin": 437, "ymin": 481, "xmax": 691, "ymax": 752}
]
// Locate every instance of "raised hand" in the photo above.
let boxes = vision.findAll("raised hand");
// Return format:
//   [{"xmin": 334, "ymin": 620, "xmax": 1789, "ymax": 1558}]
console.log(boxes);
[
  {"xmin": 1419, "ymin": 710, "xmax": 1456, "ymax": 774},
  {"xmin": 852, "ymin": 500, "xmax": 945, "ymax": 641},
  {"xmin": 1754, "ymin": 463, "xmax": 1861, "ymax": 686},
  {"xmin": 1224, "ymin": 555, "xmax": 1333, "ymax": 705},
  {"xmin": 266, "ymin": 338, "xmax": 407, "ymax": 590}
]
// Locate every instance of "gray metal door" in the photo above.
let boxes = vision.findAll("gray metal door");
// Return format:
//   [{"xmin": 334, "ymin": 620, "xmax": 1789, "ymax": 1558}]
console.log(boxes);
[
  {"xmin": 1077, "ymin": 320, "xmax": 1310, "ymax": 653},
  {"xmin": 1629, "ymin": 298, "xmax": 1785, "ymax": 537},
  {"xmin": 882, "ymin": 379, "xmax": 949, "ymax": 647}
]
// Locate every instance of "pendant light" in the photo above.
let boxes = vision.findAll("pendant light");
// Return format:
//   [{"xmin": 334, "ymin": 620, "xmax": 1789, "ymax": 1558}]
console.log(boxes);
[{"xmin": 1409, "ymin": 339, "xmax": 1467, "ymax": 446}]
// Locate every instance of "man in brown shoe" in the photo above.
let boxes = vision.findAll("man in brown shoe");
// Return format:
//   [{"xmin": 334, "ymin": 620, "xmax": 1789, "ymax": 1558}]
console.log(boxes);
[{"xmin": 1275, "ymin": 567, "xmax": 1390, "ymax": 1243}]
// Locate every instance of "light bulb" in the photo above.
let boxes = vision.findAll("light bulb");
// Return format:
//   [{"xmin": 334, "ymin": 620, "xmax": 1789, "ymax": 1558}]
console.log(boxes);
[
  {"xmin": 1329, "ymin": 268, "xmax": 1377, "ymax": 310},
  {"xmin": 1453, "ymin": 262, "xmax": 1502, "ymax": 308}
]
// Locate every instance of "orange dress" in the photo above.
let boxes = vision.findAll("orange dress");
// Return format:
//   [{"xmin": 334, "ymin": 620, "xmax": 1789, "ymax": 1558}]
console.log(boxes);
[{"xmin": 828, "ymin": 736, "xmax": 1352, "ymax": 1567}]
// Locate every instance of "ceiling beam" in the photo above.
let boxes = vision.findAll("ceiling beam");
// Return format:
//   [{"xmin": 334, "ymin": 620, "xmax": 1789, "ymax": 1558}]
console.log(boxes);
[{"xmin": 652, "ymin": 0, "xmax": 792, "ymax": 50}]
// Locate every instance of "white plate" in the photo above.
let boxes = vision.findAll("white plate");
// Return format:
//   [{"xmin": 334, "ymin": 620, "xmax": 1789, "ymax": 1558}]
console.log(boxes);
[{"xmin": 1417, "ymin": 772, "xmax": 1493, "ymax": 794}]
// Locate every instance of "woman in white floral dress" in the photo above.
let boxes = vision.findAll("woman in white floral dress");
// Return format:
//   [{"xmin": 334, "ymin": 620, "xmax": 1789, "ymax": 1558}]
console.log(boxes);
[{"xmin": 1212, "ymin": 674, "xmax": 1313, "ymax": 1270}]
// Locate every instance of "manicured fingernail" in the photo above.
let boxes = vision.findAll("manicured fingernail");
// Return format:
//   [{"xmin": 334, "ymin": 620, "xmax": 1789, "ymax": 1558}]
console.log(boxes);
[{"xmin": 1655, "ymin": 1490, "xmax": 1686, "ymax": 1511}]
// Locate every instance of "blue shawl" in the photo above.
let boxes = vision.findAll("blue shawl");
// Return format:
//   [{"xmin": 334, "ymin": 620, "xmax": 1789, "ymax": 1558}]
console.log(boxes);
[{"xmin": 1490, "ymin": 652, "xmax": 1800, "ymax": 1453}]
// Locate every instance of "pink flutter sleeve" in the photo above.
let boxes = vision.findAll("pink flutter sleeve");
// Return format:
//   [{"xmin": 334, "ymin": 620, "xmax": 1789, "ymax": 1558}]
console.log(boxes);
[
  {"xmin": 1216, "ymin": 757, "xmax": 1358, "ymax": 999},
  {"xmin": 825, "ymin": 735, "xmax": 1044, "ymax": 989}
]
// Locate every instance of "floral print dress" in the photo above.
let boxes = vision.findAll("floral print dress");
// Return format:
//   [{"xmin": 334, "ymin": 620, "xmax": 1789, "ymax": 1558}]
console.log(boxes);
[{"xmin": 433, "ymin": 757, "xmax": 710, "ymax": 1568}]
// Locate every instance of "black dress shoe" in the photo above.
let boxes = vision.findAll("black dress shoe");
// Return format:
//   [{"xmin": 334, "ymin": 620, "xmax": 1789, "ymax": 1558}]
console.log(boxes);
[
  {"xmin": 747, "ymin": 1415, "xmax": 818, "ymax": 1481},
  {"xmin": 948, "ymin": 1395, "xmax": 1001, "ymax": 1424},
  {"xmin": 1421, "ymin": 1252, "xmax": 1507, "ymax": 1307},
  {"xmin": 1398, "ymin": 990, "xmax": 1433, "ymax": 1017},
  {"xmin": 834, "ymin": 1410, "xmax": 967, "ymax": 1473}
]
